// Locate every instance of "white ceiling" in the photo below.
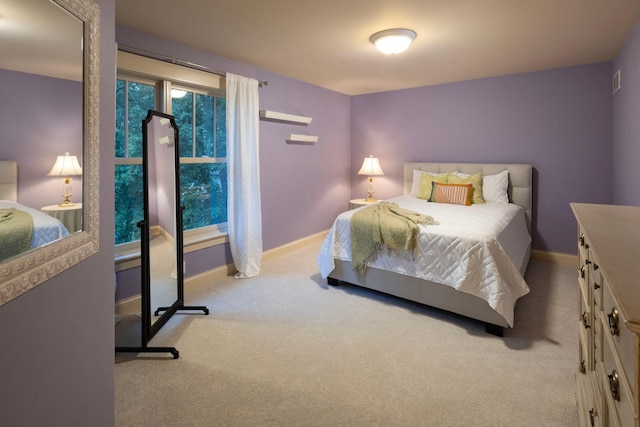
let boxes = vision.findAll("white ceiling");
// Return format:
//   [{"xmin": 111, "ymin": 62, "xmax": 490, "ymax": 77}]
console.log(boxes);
[
  {"xmin": 115, "ymin": 0, "xmax": 640, "ymax": 95},
  {"xmin": 0, "ymin": 0, "xmax": 83, "ymax": 81}
]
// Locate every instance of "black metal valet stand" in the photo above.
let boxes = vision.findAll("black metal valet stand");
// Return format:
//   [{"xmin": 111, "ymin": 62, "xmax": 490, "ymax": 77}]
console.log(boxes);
[{"xmin": 115, "ymin": 110, "xmax": 208, "ymax": 359}]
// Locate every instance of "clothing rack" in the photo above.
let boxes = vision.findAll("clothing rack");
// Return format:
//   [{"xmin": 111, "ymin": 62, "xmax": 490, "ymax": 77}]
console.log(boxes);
[{"xmin": 117, "ymin": 44, "xmax": 269, "ymax": 87}]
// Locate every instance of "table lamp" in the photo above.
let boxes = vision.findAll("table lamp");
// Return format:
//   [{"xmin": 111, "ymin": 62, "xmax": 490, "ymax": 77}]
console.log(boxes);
[
  {"xmin": 357, "ymin": 155, "xmax": 384, "ymax": 202},
  {"xmin": 47, "ymin": 152, "xmax": 82, "ymax": 206}
]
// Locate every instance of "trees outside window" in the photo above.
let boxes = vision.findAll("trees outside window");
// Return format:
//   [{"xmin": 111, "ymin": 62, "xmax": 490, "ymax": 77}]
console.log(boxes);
[
  {"xmin": 172, "ymin": 90, "xmax": 227, "ymax": 231},
  {"xmin": 115, "ymin": 78, "xmax": 227, "ymax": 246}
]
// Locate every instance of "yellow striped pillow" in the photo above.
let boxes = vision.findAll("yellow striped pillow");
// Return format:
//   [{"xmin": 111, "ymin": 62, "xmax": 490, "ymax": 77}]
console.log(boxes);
[{"xmin": 429, "ymin": 182, "xmax": 473, "ymax": 206}]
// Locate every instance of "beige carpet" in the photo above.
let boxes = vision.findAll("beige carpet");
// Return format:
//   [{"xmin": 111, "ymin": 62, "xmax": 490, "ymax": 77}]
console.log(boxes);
[{"xmin": 115, "ymin": 241, "xmax": 579, "ymax": 427}]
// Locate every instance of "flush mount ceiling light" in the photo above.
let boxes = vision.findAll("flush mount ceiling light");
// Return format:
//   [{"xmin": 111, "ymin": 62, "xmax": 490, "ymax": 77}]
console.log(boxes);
[
  {"xmin": 370, "ymin": 28, "xmax": 417, "ymax": 55},
  {"xmin": 171, "ymin": 89, "xmax": 187, "ymax": 98}
]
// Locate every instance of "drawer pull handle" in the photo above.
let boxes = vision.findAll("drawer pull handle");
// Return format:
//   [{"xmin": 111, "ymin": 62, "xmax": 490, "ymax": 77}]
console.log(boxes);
[
  {"xmin": 608, "ymin": 307, "xmax": 619, "ymax": 336},
  {"xmin": 593, "ymin": 281, "xmax": 600, "ymax": 290},
  {"xmin": 581, "ymin": 312, "xmax": 590, "ymax": 329},
  {"xmin": 580, "ymin": 360, "xmax": 586, "ymax": 374},
  {"xmin": 579, "ymin": 233, "xmax": 589, "ymax": 248},
  {"xmin": 608, "ymin": 370, "xmax": 620, "ymax": 401},
  {"xmin": 589, "ymin": 408, "xmax": 597, "ymax": 426},
  {"xmin": 593, "ymin": 263, "xmax": 599, "ymax": 271},
  {"xmin": 579, "ymin": 265, "xmax": 586, "ymax": 279}
]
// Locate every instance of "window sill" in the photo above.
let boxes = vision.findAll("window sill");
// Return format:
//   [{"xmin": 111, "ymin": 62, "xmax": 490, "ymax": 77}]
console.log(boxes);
[{"xmin": 115, "ymin": 228, "xmax": 229, "ymax": 272}]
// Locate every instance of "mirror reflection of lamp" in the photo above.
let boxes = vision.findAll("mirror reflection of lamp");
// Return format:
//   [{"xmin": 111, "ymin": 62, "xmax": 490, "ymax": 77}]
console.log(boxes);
[
  {"xmin": 47, "ymin": 152, "xmax": 82, "ymax": 206},
  {"xmin": 357, "ymin": 154, "xmax": 384, "ymax": 202}
]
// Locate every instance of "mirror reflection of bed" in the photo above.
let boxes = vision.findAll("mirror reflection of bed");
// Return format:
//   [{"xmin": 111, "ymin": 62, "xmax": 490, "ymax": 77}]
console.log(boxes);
[{"xmin": 0, "ymin": 160, "xmax": 69, "ymax": 262}]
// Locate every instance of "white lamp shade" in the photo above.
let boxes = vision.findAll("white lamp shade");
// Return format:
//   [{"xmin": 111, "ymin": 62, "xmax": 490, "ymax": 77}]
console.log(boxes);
[
  {"xmin": 370, "ymin": 29, "xmax": 416, "ymax": 55},
  {"xmin": 47, "ymin": 152, "xmax": 82, "ymax": 176},
  {"xmin": 358, "ymin": 155, "xmax": 384, "ymax": 176}
]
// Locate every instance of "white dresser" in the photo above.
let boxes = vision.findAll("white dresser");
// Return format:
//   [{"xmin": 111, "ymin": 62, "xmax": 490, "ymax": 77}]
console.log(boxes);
[{"xmin": 572, "ymin": 203, "xmax": 640, "ymax": 427}]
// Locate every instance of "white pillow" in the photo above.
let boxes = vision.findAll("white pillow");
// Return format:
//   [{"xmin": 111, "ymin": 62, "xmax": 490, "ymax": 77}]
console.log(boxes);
[
  {"xmin": 411, "ymin": 170, "xmax": 448, "ymax": 196},
  {"xmin": 449, "ymin": 170, "xmax": 509, "ymax": 203},
  {"xmin": 483, "ymin": 170, "xmax": 509, "ymax": 203}
]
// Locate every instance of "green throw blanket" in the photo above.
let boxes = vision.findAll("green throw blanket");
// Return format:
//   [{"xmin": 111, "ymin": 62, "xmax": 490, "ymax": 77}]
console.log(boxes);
[
  {"xmin": 0, "ymin": 208, "xmax": 34, "ymax": 262},
  {"xmin": 350, "ymin": 202, "xmax": 436, "ymax": 277}
]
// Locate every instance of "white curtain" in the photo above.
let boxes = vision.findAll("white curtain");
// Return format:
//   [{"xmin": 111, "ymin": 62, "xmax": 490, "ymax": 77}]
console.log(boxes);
[{"xmin": 226, "ymin": 73, "xmax": 262, "ymax": 278}]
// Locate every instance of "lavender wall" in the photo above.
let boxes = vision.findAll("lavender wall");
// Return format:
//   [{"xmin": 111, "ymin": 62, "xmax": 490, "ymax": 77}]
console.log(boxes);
[
  {"xmin": 613, "ymin": 22, "xmax": 640, "ymax": 205},
  {"xmin": 0, "ymin": 0, "xmax": 116, "ymax": 425},
  {"xmin": 351, "ymin": 63, "xmax": 613, "ymax": 255},
  {"xmin": 115, "ymin": 28, "xmax": 351, "ymax": 299},
  {"xmin": 0, "ymin": 69, "xmax": 83, "ymax": 207}
]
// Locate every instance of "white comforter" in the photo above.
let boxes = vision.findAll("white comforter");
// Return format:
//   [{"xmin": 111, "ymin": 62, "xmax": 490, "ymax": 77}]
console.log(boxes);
[
  {"xmin": 317, "ymin": 195, "xmax": 531, "ymax": 327},
  {"xmin": 0, "ymin": 200, "xmax": 69, "ymax": 248}
]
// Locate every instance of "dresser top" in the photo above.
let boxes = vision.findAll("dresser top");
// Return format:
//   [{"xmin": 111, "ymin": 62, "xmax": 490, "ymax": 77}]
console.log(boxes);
[{"xmin": 571, "ymin": 203, "xmax": 640, "ymax": 334}]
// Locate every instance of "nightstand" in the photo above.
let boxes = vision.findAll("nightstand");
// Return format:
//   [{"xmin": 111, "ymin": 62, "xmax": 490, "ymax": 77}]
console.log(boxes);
[
  {"xmin": 349, "ymin": 198, "xmax": 380, "ymax": 210},
  {"xmin": 41, "ymin": 203, "xmax": 83, "ymax": 233}
]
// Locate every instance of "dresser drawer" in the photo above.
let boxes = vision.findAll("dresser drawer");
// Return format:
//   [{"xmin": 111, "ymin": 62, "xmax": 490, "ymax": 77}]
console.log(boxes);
[
  {"xmin": 594, "ymin": 314, "xmax": 604, "ymax": 394},
  {"xmin": 601, "ymin": 330, "xmax": 638, "ymax": 427},
  {"xmin": 589, "ymin": 252, "xmax": 603, "ymax": 310},
  {"xmin": 580, "ymin": 293, "xmax": 594, "ymax": 370},
  {"xmin": 578, "ymin": 371, "xmax": 604, "ymax": 427},
  {"xmin": 580, "ymin": 329, "xmax": 590, "ymax": 375},
  {"xmin": 578, "ymin": 246, "xmax": 591, "ymax": 310},
  {"xmin": 603, "ymin": 283, "xmax": 638, "ymax": 403}
]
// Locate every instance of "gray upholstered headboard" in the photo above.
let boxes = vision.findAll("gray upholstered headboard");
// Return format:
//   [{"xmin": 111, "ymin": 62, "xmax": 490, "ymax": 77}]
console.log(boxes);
[
  {"xmin": 404, "ymin": 162, "xmax": 533, "ymax": 233},
  {"xmin": 0, "ymin": 161, "xmax": 18, "ymax": 202}
]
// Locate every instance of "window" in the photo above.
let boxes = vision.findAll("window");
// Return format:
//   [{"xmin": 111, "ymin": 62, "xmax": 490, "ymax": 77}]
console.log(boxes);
[{"xmin": 115, "ymin": 76, "xmax": 227, "ymax": 250}]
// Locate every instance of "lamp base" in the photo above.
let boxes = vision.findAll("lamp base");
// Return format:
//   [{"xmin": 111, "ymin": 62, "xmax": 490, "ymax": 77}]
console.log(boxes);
[
  {"xmin": 59, "ymin": 194, "xmax": 75, "ymax": 207},
  {"xmin": 364, "ymin": 190, "xmax": 377, "ymax": 202}
]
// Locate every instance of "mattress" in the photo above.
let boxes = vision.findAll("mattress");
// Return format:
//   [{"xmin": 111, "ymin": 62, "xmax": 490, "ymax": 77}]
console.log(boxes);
[
  {"xmin": 0, "ymin": 200, "xmax": 69, "ymax": 248},
  {"xmin": 317, "ymin": 195, "xmax": 531, "ymax": 326}
]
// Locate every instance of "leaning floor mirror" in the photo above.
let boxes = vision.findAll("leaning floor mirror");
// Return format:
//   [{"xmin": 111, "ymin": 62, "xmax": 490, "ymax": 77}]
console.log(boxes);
[{"xmin": 116, "ymin": 110, "xmax": 208, "ymax": 359}]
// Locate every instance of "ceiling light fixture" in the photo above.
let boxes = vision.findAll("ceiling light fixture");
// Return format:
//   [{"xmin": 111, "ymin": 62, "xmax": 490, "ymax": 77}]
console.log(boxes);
[
  {"xmin": 171, "ymin": 89, "xmax": 187, "ymax": 98},
  {"xmin": 370, "ymin": 28, "xmax": 417, "ymax": 55}
]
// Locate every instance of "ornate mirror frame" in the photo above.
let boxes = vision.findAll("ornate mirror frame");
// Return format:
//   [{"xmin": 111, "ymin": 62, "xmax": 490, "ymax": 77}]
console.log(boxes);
[{"xmin": 0, "ymin": 0, "xmax": 100, "ymax": 306}]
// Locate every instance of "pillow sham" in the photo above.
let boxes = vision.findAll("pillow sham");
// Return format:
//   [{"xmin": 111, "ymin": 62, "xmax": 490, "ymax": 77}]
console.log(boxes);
[
  {"xmin": 429, "ymin": 182, "xmax": 473, "ymax": 206},
  {"xmin": 411, "ymin": 170, "xmax": 423, "ymax": 196},
  {"xmin": 416, "ymin": 171, "xmax": 449, "ymax": 200},
  {"xmin": 483, "ymin": 170, "xmax": 509, "ymax": 203},
  {"xmin": 447, "ymin": 172, "xmax": 484, "ymax": 204},
  {"xmin": 451, "ymin": 170, "xmax": 509, "ymax": 203}
]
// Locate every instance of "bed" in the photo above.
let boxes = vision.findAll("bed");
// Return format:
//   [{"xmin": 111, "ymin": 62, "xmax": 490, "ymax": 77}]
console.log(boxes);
[
  {"xmin": 317, "ymin": 162, "xmax": 532, "ymax": 335},
  {"xmin": 0, "ymin": 160, "xmax": 69, "ymax": 262}
]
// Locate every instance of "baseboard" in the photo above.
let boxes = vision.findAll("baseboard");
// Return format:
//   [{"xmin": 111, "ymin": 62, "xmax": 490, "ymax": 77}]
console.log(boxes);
[
  {"xmin": 531, "ymin": 249, "xmax": 577, "ymax": 266},
  {"xmin": 115, "ymin": 294, "xmax": 140, "ymax": 316},
  {"xmin": 262, "ymin": 230, "xmax": 328, "ymax": 263},
  {"xmin": 115, "ymin": 230, "xmax": 329, "ymax": 316}
]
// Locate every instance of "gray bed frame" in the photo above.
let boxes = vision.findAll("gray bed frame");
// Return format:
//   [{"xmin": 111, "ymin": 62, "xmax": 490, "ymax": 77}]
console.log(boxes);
[{"xmin": 327, "ymin": 162, "xmax": 533, "ymax": 335}]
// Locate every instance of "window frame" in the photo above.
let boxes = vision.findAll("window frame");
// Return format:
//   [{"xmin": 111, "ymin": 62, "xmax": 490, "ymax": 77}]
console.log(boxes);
[{"xmin": 115, "ymin": 53, "xmax": 228, "ymax": 271}]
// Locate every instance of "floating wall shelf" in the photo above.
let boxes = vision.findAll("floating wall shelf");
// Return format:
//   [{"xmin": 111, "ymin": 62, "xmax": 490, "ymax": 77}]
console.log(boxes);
[
  {"xmin": 286, "ymin": 134, "xmax": 318, "ymax": 144},
  {"xmin": 259, "ymin": 110, "xmax": 312, "ymax": 125}
]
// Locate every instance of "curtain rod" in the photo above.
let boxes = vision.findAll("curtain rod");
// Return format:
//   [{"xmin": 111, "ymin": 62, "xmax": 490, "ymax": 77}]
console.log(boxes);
[{"xmin": 117, "ymin": 44, "xmax": 269, "ymax": 88}]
